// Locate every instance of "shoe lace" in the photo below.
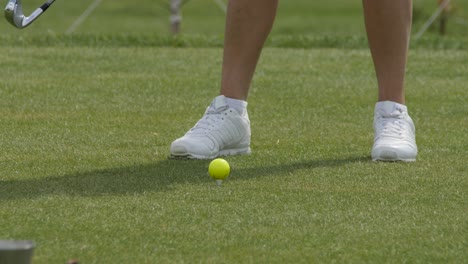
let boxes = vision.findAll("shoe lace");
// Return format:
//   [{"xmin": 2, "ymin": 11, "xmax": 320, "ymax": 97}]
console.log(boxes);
[
  {"xmin": 377, "ymin": 113, "xmax": 407, "ymax": 139},
  {"xmin": 189, "ymin": 106, "xmax": 228, "ymax": 135}
]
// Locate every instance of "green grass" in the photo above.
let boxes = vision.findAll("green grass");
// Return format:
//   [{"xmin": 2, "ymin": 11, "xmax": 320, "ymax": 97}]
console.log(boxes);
[
  {"xmin": 0, "ymin": 43, "xmax": 466, "ymax": 263},
  {"xmin": 2, "ymin": 0, "xmax": 468, "ymax": 37},
  {"xmin": 0, "ymin": 0, "xmax": 467, "ymax": 263}
]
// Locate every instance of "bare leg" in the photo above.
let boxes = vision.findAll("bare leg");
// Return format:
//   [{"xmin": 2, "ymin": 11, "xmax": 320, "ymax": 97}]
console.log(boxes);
[
  {"xmin": 220, "ymin": 0, "xmax": 279, "ymax": 100},
  {"xmin": 170, "ymin": 0, "xmax": 277, "ymax": 159},
  {"xmin": 363, "ymin": 0, "xmax": 412, "ymax": 104}
]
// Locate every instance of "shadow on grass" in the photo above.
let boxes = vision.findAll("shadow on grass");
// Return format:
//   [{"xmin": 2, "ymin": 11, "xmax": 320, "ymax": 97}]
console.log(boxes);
[{"xmin": 0, "ymin": 156, "xmax": 369, "ymax": 200}]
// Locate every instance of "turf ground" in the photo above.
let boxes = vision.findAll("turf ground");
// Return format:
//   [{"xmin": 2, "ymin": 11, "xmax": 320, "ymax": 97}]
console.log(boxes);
[{"xmin": 0, "ymin": 0, "xmax": 467, "ymax": 263}]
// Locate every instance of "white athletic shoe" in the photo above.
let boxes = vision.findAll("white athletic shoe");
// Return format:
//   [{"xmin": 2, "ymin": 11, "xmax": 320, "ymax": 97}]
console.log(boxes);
[
  {"xmin": 372, "ymin": 101, "xmax": 418, "ymax": 162},
  {"xmin": 170, "ymin": 95, "xmax": 251, "ymax": 159}
]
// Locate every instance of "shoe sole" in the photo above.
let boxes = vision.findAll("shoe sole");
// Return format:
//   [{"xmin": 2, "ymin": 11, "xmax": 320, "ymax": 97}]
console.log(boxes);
[
  {"xmin": 372, "ymin": 158, "xmax": 416, "ymax": 162},
  {"xmin": 372, "ymin": 150, "xmax": 416, "ymax": 162},
  {"xmin": 170, "ymin": 147, "xmax": 251, "ymax": 160}
]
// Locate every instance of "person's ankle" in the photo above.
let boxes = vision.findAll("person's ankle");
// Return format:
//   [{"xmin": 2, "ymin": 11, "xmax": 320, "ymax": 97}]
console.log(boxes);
[{"xmin": 224, "ymin": 96, "xmax": 248, "ymax": 115}]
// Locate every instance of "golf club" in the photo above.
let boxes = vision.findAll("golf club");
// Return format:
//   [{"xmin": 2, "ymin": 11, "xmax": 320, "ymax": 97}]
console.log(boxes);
[{"xmin": 5, "ymin": 0, "xmax": 56, "ymax": 28}]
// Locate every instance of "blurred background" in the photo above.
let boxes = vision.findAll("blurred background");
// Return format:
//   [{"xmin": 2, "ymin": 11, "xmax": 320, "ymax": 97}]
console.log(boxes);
[{"xmin": 1, "ymin": 0, "xmax": 467, "ymax": 38}]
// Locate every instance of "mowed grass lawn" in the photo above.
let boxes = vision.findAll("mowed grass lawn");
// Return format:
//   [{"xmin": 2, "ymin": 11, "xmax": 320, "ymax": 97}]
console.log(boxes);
[
  {"xmin": 0, "ymin": 38, "xmax": 466, "ymax": 263},
  {"xmin": 2, "ymin": 0, "xmax": 468, "ymax": 36}
]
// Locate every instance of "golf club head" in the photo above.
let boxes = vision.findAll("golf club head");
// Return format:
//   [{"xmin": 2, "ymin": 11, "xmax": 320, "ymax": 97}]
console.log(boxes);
[
  {"xmin": 4, "ymin": 0, "xmax": 24, "ymax": 28},
  {"xmin": 4, "ymin": 0, "xmax": 53, "ymax": 29}
]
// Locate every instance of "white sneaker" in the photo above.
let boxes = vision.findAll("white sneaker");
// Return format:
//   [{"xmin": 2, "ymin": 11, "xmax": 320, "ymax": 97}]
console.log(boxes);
[
  {"xmin": 170, "ymin": 95, "xmax": 251, "ymax": 159},
  {"xmin": 372, "ymin": 101, "xmax": 418, "ymax": 162}
]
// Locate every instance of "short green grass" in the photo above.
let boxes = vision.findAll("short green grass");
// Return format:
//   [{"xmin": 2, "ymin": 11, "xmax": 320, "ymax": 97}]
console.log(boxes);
[
  {"xmin": 0, "ymin": 0, "xmax": 467, "ymax": 263},
  {"xmin": 2, "ymin": 0, "xmax": 468, "ymax": 37},
  {"xmin": 0, "ymin": 41, "xmax": 466, "ymax": 263}
]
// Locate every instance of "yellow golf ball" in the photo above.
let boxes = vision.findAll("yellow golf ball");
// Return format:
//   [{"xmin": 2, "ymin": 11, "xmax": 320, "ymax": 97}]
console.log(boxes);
[{"xmin": 208, "ymin": 158, "xmax": 231, "ymax": 180}]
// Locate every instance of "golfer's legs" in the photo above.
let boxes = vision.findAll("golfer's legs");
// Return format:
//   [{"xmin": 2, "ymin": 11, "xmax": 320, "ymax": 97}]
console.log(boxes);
[
  {"xmin": 363, "ymin": 0, "xmax": 412, "ymax": 104},
  {"xmin": 220, "ymin": 0, "xmax": 279, "ymax": 100}
]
